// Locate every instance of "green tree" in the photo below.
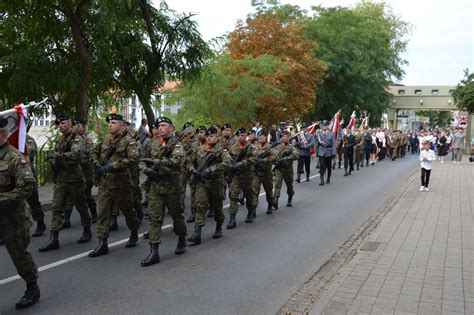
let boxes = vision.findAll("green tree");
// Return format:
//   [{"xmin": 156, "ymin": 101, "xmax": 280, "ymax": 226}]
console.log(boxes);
[
  {"xmin": 452, "ymin": 69, "xmax": 474, "ymax": 113},
  {"xmin": 305, "ymin": 1, "xmax": 411, "ymax": 123},
  {"xmin": 164, "ymin": 53, "xmax": 287, "ymax": 127},
  {"xmin": 416, "ymin": 111, "xmax": 451, "ymax": 129}
]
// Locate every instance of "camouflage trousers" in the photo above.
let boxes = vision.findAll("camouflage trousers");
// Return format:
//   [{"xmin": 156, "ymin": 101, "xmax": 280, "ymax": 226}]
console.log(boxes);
[
  {"xmin": 64, "ymin": 176, "xmax": 96, "ymax": 215},
  {"xmin": 251, "ymin": 171, "xmax": 274, "ymax": 207},
  {"xmin": 180, "ymin": 170, "xmax": 196, "ymax": 210},
  {"xmin": 96, "ymin": 184, "xmax": 139, "ymax": 238},
  {"xmin": 228, "ymin": 174, "xmax": 257, "ymax": 215},
  {"xmin": 273, "ymin": 169, "xmax": 294, "ymax": 198},
  {"xmin": 354, "ymin": 148, "xmax": 362, "ymax": 164},
  {"xmin": 27, "ymin": 181, "xmax": 44, "ymax": 222},
  {"xmin": 194, "ymin": 179, "xmax": 225, "ymax": 226},
  {"xmin": 0, "ymin": 204, "xmax": 38, "ymax": 282},
  {"xmin": 51, "ymin": 181, "xmax": 91, "ymax": 231},
  {"xmin": 148, "ymin": 185, "xmax": 187, "ymax": 244}
]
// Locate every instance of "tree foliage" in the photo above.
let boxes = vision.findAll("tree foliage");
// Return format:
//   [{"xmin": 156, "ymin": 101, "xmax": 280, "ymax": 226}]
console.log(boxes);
[
  {"xmin": 452, "ymin": 69, "xmax": 474, "ymax": 113},
  {"xmin": 227, "ymin": 13, "xmax": 326, "ymax": 127}
]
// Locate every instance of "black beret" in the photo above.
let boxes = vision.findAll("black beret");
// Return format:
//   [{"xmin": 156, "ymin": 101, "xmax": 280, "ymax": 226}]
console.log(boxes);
[
  {"xmin": 212, "ymin": 124, "xmax": 221, "ymax": 130},
  {"xmin": 106, "ymin": 113, "xmax": 123, "ymax": 123},
  {"xmin": 322, "ymin": 120, "xmax": 329, "ymax": 126},
  {"xmin": 74, "ymin": 119, "xmax": 87, "ymax": 126},
  {"xmin": 222, "ymin": 123, "xmax": 232, "ymax": 130},
  {"xmin": 248, "ymin": 129, "xmax": 256, "ymax": 135},
  {"xmin": 235, "ymin": 127, "xmax": 246, "ymax": 135},
  {"xmin": 54, "ymin": 115, "xmax": 71, "ymax": 125},
  {"xmin": 196, "ymin": 125, "xmax": 207, "ymax": 132},
  {"xmin": 155, "ymin": 116, "xmax": 173, "ymax": 126},
  {"xmin": 206, "ymin": 126, "xmax": 218, "ymax": 136},
  {"xmin": 183, "ymin": 122, "xmax": 194, "ymax": 130},
  {"xmin": 281, "ymin": 130, "xmax": 290, "ymax": 137},
  {"xmin": 257, "ymin": 129, "xmax": 267, "ymax": 137},
  {"xmin": 0, "ymin": 117, "xmax": 8, "ymax": 128}
]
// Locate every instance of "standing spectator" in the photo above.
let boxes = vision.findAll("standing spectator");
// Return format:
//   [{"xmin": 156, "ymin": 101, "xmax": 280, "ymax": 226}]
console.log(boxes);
[
  {"xmin": 453, "ymin": 127, "xmax": 466, "ymax": 164},
  {"xmin": 252, "ymin": 122, "xmax": 262, "ymax": 135},
  {"xmin": 419, "ymin": 140, "xmax": 436, "ymax": 192},
  {"xmin": 437, "ymin": 131, "xmax": 448, "ymax": 163},
  {"xmin": 269, "ymin": 124, "xmax": 281, "ymax": 146},
  {"xmin": 409, "ymin": 131, "xmax": 419, "ymax": 154}
]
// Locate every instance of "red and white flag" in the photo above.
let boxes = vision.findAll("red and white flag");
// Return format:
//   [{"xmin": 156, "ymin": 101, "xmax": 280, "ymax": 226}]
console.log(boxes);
[
  {"xmin": 2, "ymin": 104, "xmax": 29, "ymax": 153},
  {"xmin": 306, "ymin": 121, "xmax": 320, "ymax": 134},
  {"xmin": 348, "ymin": 111, "xmax": 356, "ymax": 132},
  {"xmin": 328, "ymin": 110, "xmax": 341, "ymax": 135}
]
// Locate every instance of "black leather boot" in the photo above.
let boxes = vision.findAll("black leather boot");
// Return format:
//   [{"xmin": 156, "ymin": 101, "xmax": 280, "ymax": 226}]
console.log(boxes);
[
  {"xmin": 212, "ymin": 224, "xmax": 223, "ymax": 239},
  {"xmin": 245, "ymin": 209, "xmax": 254, "ymax": 223},
  {"xmin": 141, "ymin": 243, "xmax": 160, "ymax": 267},
  {"xmin": 273, "ymin": 197, "xmax": 279, "ymax": 210},
  {"xmin": 125, "ymin": 230, "xmax": 139, "ymax": 248},
  {"xmin": 109, "ymin": 215, "xmax": 118, "ymax": 231},
  {"xmin": 207, "ymin": 208, "xmax": 214, "ymax": 218},
  {"xmin": 15, "ymin": 281, "xmax": 40, "ymax": 310},
  {"xmin": 226, "ymin": 214, "xmax": 236, "ymax": 229},
  {"xmin": 90, "ymin": 207, "xmax": 98, "ymax": 224},
  {"xmin": 32, "ymin": 219, "xmax": 46, "ymax": 237},
  {"xmin": 296, "ymin": 174, "xmax": 301, "ymax": 183},
  {"xmin": 38, "ymin": 230, "xmax": 59, "ymax": 252},
  {"xmin": 287, "ymin": 194, "xmax": 293, "ymax": 207},
  {"xmin": 186, "ymin": 208, "xmax": 196, "ymax": 222},
  {"xmin": 143, "ymin": 231, "xmax": 149, "ymax": 239},
  {"xmin": 77, "ymin": 226, "xmax": 92, "ymax": 244},
  {"xmin": 61, "ymin": 210, "xmax": 71, "ymax": 230},
  {"xmin": 187, "ymin": 225, "xmax": 202, "ymax": 245},
  {"xmin": 89, "ymin": 237, "xmax": 109, "ymax": 257},
  {"xmin": 266, "ymin": 203, "xmax": 273, "ymax": 214},
  {"xmin": 175, "ymin": 236, "xmax": 187, "ymax": 254}
]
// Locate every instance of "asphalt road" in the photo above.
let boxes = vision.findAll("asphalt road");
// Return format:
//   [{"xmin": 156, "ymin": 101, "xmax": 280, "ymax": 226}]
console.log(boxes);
[{"xmin": 0, "ymin": 155, "xmax": 418, "ymax": 314}]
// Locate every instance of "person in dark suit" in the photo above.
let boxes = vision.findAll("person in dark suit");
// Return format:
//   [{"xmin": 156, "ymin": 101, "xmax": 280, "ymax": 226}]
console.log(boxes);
[
  {"xmin": 316, "ymin": 120, "xmax": 337, "ymax": 186},
  {"xmin": 343, "ymin": 127, "xmax": 356, "ymax": 176}
]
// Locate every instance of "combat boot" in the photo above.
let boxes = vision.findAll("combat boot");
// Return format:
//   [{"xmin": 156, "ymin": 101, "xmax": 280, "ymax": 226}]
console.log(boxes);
[
  {"xmin": 141, "ymin": 243, "xmax": 160, "ymax": 267},
  {"xmin": 273, "ymin": 197, "xmax": 279, "ymax": 210},
  {"xmin": 90, "ymin": 207, "xmax": 98, "ymax": 224},
  {"xmin": 245, "ymin": 209, "xmax": 254, "ymax": 223},
  {"xmin": 187, "ymin": 225, "xmax": 202, "ymax": 245},
  {"xmin": 226, "ymin": 214, "xmax": 236, "ymax": 229},
  {"xmin": 266, "ymin": 203, "xmax": 273, "ymax": 214},
  {"xmin": 344, "ymin": 169, "xmax": 349, "ymax": 176},
  {"xmin": 15, "ymin": 281, "xmax": 40, "ymax": 310},
  {"xmin": 175, "ymin": 236, "xmax": 187, "ymax": 254},
  {"xmin": 125, "ymin": 230, "xmax": 139, "ymax": 248},
  {"xmin": 212, "ymin": 224, "xmax": 223, "ymax": 239},
  {"xmin": 238, "ymin": 193, "xmax": 245, "ymax": 205},
  {"xmin": 89, "ymin": 237, "xmax": 109, "ymax": 257},
  {"xmin": 207, "ymin": 208, "xmax": 214, "ymax": 218},
  {"xmin": 77, "ymin": 226, "xmax": 92, "ymax": 244},
  {"xmin": 38, "ymin": 230, "xmax": 59, "ymax": 252},
  {"xmin": 109, "ymin": 215, "xmax": 118, "ymax": 231},
  {"xmin": 61, "ymin": 209, "xmax": 72, "ymax": 230},
  {"xmin": 287, "ymin": 194, "xmax": 293, "ymax": 207},
  {"xmin": 186, "ymin": 208, "xmax": 196, "ymax": 223},
  {"xmin": 32, "ymin": 219, "xmax": 46, "ymax": 237},
  {"xmin": 296, "ymin": 174, "xmax": 301, "ymax": 183}
]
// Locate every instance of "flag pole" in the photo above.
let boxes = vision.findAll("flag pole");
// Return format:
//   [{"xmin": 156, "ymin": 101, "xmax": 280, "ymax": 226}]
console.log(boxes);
[{"xmin": 0, "ymin": 98, "xmax": 49, "ymax": 117}]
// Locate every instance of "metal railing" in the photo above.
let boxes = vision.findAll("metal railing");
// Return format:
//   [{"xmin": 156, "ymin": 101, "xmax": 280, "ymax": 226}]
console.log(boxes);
[{"xmin": 34, "ymin": 150, "xmax": 54, "ymax": 186}]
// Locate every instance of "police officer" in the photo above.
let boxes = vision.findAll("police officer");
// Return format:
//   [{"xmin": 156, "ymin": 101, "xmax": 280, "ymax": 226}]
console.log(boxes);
[
  {"xmin": 39, "ymin": 115, "xmax": 92, "ymax": 252},
  {"xmin": 252, "ymin": 130, "xmax": 276, "ymax": 214},
  {"xmin": 89, "ymin": 114, "xmax": 140, "ymax": 257},
  {"xmin": 272, "ymin": 131, "xmax": 298, "ymax": 208},
  {"xmin": 0, "ymin": 117, "xmax": 40, "ymax": 309},
  {"xmin": 317, "ymin": 120, "xmax": 337, "ymax": 185},
  {"xmin": 227, "ymin": 127, "xmax": 257, "ymax": 228},
  {"xmin": 295, "ymin": 122, "xmax": 315, "ymax": 183},
  {"xmin": 343, "ymin": 127, "xmax": 356, "ymax": 176},
  {"xmin": 187, "ymin": 126, "xmax": 232, "ymax": 245},
  {"xmin": 140, "ymin": 117, "xmax": 187, "ymax": 267}
]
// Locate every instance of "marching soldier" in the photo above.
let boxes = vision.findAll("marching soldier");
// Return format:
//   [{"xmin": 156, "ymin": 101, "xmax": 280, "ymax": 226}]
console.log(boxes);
[
  {"xmin": 353, "ymin": 128, "xmax": 364, "ymax": 171},
  {"xmin": 295, "ymin": 122, "xmax": 315, "ymax": 183},
  {"xmin": 227, "ymin": 127, "xmax": 257, "ymax": 228},
  {"xmin": 252, "ymin": 130, "xmax": 276, "ymax": 214},
  {"xmin": 388, "ymin": 130, "xmax": 399, "ymax": 161},
  {"xmin": 0, "ymin": 117, "xmax": 41, "ymax": 309},
  {"xmin": 272, "ymin": 131, "xmax": 298, "ymax": 208},
  {"xmin": 180, "ymin": 122, "xmax": 197, "ymax": 223},
  {"xmin": 39, "ymin": 115, "xmax": 92, "ymax": 252},
  {"xmin": 88, "ymin": 114, "xmax": 140, "ymax": 258},
  {"xmin": 139, "ymin": 117, "xmax": 187, "ymax": 267},
  {"xmin": 187, "ymin": 125, "xmax": 207, "ymax": 223},
  {"xmin": 25, "ymin": 131, "xmax": 46, "ymax": 237},
  {"xmin": 343, "ymin": 127, "xmax": 356, "ymax": 176},
  {"xmin": 317, "ymin": 120, "xmax": 337, "ymax": 185},
  {"xmin": 187, "ymin": 126, "xmax": 232, "ymax": 245}
]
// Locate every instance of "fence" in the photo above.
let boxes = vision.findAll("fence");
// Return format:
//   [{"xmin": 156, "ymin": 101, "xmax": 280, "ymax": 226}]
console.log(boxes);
[{"xmin": 35, "ymin": 150, "xmax": 54, "ymax": 186}]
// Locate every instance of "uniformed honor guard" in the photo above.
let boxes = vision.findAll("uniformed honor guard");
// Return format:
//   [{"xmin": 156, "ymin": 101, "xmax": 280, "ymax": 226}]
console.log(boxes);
[
  {"xmin": 295, "ymin": 122, "xmax": 315, "ymax": 183},
  {"xmin": 272, "ymin": 131, "xmax": 298, "ymax": 208},
  {"xmin": 0, "ymin": 117, "xmax": 41, "ymax": 309},
  {"xmin": 186, "ymin": 125, "xmax": 207, "ymax": 223},
  {"xmin": 88, "ymin": 114, "xmax": 140, "ymax": 258},
  {"xmin": 139, "ymin": 117, "xmax": 187, "ymax": 267},
  {"xmin": 343, "ymin": 127, "xmax": 356, "ymax": 176},
  {"xmin": 317, "ymin": 120, "xmax": 337, "ymax": 185},
  {"xmin": 180, "ymin": 122, "xmax": 197, "ymax": 224},
  {"xmin": 353, "ymin": 128, "xmax": 364, "ymax": 170},
  {"xmin": 187, "ymin": 126, "xmax": 232, "ymax": 245},
  {"xmin": 39, "ymin": 115, "xmax": 92, "ymax": 252}
]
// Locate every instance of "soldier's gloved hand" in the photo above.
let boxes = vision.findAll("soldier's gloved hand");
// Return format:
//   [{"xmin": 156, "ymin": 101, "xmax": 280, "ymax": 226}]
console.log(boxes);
[
  {"xmin": 275, "ymin": 160, "xmax": 285, "ymax": 168},
  {"xmin": 191, "ymin": 169, "xmax": 202, "ymax": 180},
  {"xmin": 101, "ymin": 160, "xmax": 114, "ymax": 173},
  {"xmin": 144, "ymin": 168, "xmax": 159, "ymax": 180},
  {"xmin": 231, "ymin": 161, "xmax": 245, "ymax": 172},
  {"xmin": 95, "ymin": 164, "xmax": 104, "ymax": 175},
  {"xmin": 201, "ymin": 169, "xmax": 212, "ymax": 179},
  {"xmin": 140, "ymin": 158, "xmax": 155, "ymax": 166}
]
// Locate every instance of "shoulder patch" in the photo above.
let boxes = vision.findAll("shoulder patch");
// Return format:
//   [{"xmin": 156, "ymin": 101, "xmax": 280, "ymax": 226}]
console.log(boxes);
[
  {"xmin": 74, "ymin": 137, "xmax": 81, "ymax": 142},
  {"xmin": 175, "ymin": 144, "xmax": 181, "ymax": 148},
  {"xmin": 20, "ymin": 159, "xmax": 28, "ymax": 166}
]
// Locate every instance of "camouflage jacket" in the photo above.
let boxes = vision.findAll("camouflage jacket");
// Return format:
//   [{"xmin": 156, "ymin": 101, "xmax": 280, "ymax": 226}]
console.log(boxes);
[
  {"xmin": 253, "ymin": 142, "xmax": 275, "ymax": 176},
  {"xmin": 0, "ymin": 143, "xmax": 35, "ymax": 211},
  {"xmin": 192, "ymin": 143, "xmax": 232, "ymax": 181},
  {"xmin": 272, "ymin": 143, "xmax": 298, "ymax": 172},
  {"xmin": 26, "ymin": 134, "xmax": 38, "ymax": 178},
  {"xmin": 228, "ymin": 141, "xmax": 257, "ymax": 175},
  {"xmin": 53, "ymin": 131, "xmax": 85, "ymax": 183}
]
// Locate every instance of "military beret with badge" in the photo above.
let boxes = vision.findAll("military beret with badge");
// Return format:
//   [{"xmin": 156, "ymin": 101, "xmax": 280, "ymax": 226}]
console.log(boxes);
[
  {"xmin": 196, "ymin": 125, "xmax": 207, "ymax": 132},
  {"xmin": 54, "ymin": 115, "xmax": 70, "ymax": 126},
  {"xmin": 222, "ymin": 123, "xmax": 231, "ymax": 130},
  {"xmin": 257, "ymin": 129, "xmax": 267, "ymax": 137},
  {"xmin": 105, "ymin": 113, "xmax": 123, "ymax": 123},
  {"xmin": 206, "ymin": 126, "xmax": 219, "ymax": 136},
  {"xmin": 235, "ymin": 127, "xmax": 246, "ymax": 135},
  {"xmin": 154, "ymin": 116, "xmax": 173, "ymax": 126}
]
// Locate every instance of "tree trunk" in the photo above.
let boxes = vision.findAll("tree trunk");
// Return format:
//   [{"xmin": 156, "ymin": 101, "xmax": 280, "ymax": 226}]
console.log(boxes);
[{"xmin": 136, "ymin": 91, "xmax": 156, "ymax": 131}]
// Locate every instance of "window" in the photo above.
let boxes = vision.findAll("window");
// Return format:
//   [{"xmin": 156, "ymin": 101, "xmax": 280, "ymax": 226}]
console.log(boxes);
[
  {"xmin": 431, "ymin": 89, "xmax": 439, "ymax": 95},
  {"xmin": 45, "ymin": 120, "xmax": 50, "ymax": 126},
  {"xmin": 39, "ymin": 119, "xmax": 44, "ymax": 126},
  {"xmin": 414, "ymin": 89, "xmax": 422, "ymax": 95},
  {"xmin": 398, "ymin": 89, "xmax": 405, "ymax": 95}
]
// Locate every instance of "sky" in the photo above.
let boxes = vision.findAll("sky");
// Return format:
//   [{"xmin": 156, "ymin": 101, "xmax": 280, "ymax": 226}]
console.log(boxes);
[{"xmin": 163, "ymin": 0, "xmax": 473, "ymax": 86}]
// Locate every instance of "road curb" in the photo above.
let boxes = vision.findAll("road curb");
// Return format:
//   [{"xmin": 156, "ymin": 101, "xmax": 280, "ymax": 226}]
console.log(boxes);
[{"xmin": 278, "ymin": 167, "xmax": 418, "ymax": 314}]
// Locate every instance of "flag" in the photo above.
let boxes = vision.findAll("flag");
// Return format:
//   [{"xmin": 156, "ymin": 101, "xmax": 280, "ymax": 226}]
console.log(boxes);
[
  {"xmin": 348, "ymin": 111, "xmax": 356, "ymax": 132},
  {"xmin": 0, "ymin": 104, "xmax": 28, "ymax": 153},
  {"xmin": 328, "ymin": 110, "xmax": 341, "ymax": 135},
  {"xmin": 306, "ymin": 121, "xmax": 320, "ymax": 134},
  {"xmin": 359, "ymin": 117, "xmax": 366, "ymax": 133},
  {"xmin": 365, "ymin": 114, "xmax": 370, "ymax": 128}
]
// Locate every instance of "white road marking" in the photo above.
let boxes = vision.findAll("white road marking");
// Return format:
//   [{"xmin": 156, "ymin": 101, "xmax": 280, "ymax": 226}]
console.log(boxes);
[{"xmin": 1, "ymin": 173, "xmax": 321, "ymax": 285}]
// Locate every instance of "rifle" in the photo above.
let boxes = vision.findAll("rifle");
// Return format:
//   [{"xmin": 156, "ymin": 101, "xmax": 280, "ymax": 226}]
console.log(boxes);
[
  {"xmin": 226, "ymin": 143, "xmax": 250, "ymax": 183},
  {"xmin": 93, "ymin": 133, "xmax": 123, "ymax": 186},
  {"xmin": 189, "ymin": 146, "xmax": 224, "ymax": 189},
  {"xmin": 47, "ymin": 129, "xmax": 77, "ymax": 184},
  {"xmin": 253, "ymin": 144, "xmax": 272, "ymax": 174},
  {"xmin": 272, "ymin": 144, "xmax": 294, "ymax": 172}
]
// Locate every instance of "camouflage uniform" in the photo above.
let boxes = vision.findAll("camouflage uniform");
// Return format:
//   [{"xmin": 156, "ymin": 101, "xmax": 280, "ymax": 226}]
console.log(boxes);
[
  {"xmin": 94, "ymin": 134, "xmax": 140, "ymax": 238},
  {"xmin": 25, "ymin": 135, "xmax": 44, "ymax": 222},
  {"xmin": 181, "ymin": 136, "xmax": 197, "ymax": 212},
  {"xmin": 251, "ymin": 142, "xmax": 275, "ymax": 211},
  {"xmin": 353, "ymin": 132, "xmax": 364, "ymax": 169},
  {"xmin": 272, "ymin": 143, "xmax": 298, "ymax": 200},
  {"xmin": 140, "ymin": 136, "xmax": 186, "ymax": 244},
  {"xmin": 0, "ymin": 143, "xmax": 38, "ymax": 283},
  {"xmin": 388, "ymin": 133, "xmax": 399, "ymax": 160}
]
